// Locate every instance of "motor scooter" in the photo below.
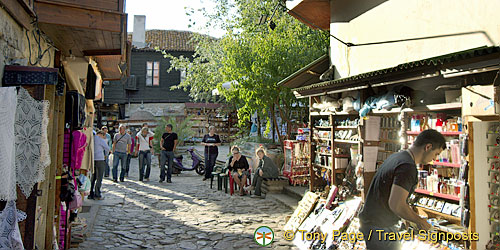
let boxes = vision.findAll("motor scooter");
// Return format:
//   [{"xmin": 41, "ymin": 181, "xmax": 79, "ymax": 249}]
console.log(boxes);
[{"xmin": 172, "ymin": 147, "xmax": 205, "ymax": 175}]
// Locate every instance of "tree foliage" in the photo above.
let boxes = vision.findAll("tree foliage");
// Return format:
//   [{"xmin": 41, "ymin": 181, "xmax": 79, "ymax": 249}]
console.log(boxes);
[{"xmin": 165, "ymin": 0, "xmax": 328, "ymax": 143}]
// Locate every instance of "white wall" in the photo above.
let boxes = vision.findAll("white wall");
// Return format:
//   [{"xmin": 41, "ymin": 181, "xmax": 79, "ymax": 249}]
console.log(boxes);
[{"xmin": 330, "ymin": 0, "xmax": 500, "ymax": 78}]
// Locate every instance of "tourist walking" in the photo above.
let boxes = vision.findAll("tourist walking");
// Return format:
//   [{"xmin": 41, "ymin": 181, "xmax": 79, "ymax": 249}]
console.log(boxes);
[
  {"xmin": 90, "ymin": 130, "xmax": 110, "ymax": 200},
  {"xmin": 159, "ymin": 124, "xmax": 178, "ymax": 183},
  {"xmin": 245, "ymin": 146, "xmax": 279, "ymax": 198},
  {"xmin": 103, "ymin": 126, "xmax": 112, "ymax": 177},
  {"xmin": 125, "ymin": 129, "xmax": 136, "ymax": 178},
  {"xmin": 112, "ymin": 124, "xmax": 132, "ymax": 182},
  {"xmin": 201, "ymin": 126, "xmax": 221, "ymax": 181},
  {"xmin": 141, "ymin": 122, "xmax": 155, "ymax": 136},
  {"xmin": 135, "ymin": 127, "xmax": 154, "ymax": 182}
]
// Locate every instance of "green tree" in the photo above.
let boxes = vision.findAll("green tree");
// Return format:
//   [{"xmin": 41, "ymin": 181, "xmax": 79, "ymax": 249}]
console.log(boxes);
[{"xmin": 165, "ymin": 0, "xmax": 328, "ymax": 145}]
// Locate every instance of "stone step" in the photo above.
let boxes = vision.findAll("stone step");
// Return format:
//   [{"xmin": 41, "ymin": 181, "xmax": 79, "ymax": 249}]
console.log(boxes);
[
  {"xmin": 267, "ymin": 193, "xmax": 300, "ymax": 211},
  {"xmin": 283, "ymin": 185, "xmax": 308, "ymax": 201}
]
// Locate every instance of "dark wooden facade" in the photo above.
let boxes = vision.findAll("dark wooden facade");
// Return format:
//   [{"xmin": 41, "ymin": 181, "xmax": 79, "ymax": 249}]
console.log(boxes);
[{"xmin": 103, "ymin": 50, "xmax": 192, "ymax": 104}]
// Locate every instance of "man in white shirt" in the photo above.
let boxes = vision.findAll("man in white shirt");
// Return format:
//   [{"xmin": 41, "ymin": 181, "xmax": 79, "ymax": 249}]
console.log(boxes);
[{"xmin": 135, "ymin": 127, "xmax": 154, "ymax": 182}]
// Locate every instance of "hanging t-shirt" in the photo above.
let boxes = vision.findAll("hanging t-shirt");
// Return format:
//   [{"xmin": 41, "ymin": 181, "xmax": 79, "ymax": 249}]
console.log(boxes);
[{"xmin": 202, "ymin": 134, "xmax": 221, "ymax": 154}]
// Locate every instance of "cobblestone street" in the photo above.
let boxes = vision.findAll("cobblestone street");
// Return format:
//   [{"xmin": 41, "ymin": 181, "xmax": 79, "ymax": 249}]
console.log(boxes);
[{"xmin": 72, "ymin": 148, "xmax": 295, "ymax": 250}]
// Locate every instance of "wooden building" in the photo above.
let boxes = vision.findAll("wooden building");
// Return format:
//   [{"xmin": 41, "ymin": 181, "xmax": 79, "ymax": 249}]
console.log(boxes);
[
  {"xmin": 102, "ymin": 17, "xmax": 194, "ymax": 126},
  {"xmin": 0, "ymin": 0, "xmax": 128, "ymax": 249}
]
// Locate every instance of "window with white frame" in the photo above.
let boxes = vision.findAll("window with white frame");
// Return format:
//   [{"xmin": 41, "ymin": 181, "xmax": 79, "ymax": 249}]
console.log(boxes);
[{"xmin": 146, "ymin": 61, "xmax": 160, "ymax": 86}]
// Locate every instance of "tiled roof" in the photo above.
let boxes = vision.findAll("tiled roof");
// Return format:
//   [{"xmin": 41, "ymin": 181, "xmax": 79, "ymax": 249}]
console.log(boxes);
[
  {"xmin": 294, "ymin": 46, "xmax": 500, "ymax": 94},
  {"xmin": 128, "ymin": 30, "xmax": 197, "ymax": 52}
]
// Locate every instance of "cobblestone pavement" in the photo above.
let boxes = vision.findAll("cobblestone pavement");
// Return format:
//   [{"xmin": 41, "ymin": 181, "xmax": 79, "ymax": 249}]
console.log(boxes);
[{"xmin": 72, "ymin": 147, "xmax": 295, "ymax": 250}]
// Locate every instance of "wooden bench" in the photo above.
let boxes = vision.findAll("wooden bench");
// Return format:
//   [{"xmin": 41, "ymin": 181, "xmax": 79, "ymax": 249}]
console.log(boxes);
[{"xmin": 262, "ymin": 177, "xmax": 289, "ymax": 194}]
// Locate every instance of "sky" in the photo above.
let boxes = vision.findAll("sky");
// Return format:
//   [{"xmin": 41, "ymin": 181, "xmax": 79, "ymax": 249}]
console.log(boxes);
[{"xmin": 125, "ymin": 0, "xmax": 226, "ymax": 38}]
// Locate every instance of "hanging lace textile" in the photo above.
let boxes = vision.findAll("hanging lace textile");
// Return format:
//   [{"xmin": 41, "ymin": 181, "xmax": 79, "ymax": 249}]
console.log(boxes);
[
  {"xmin": 0, "ymin": 87, "xmax": 17, "ymax": 201},
  {"xmin": 0, "ymin": 200, "xmax": 26, "ymax": 250},
  {"xmin": 15, "ymin": 88, "xmax": 51, "ymax": 198}
]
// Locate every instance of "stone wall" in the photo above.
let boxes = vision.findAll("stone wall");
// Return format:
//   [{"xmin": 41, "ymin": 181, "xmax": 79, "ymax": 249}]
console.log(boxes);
[
  {"xmin": 0, "ymin": 7, "xmax": 54, "ymax": 83},
  {"xmin": 125, "ymin": 103, "xmax": 186, "ymax": 118}
]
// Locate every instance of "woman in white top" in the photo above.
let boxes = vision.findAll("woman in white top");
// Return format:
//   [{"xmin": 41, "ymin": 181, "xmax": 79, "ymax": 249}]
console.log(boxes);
[{"xmin": 135, "ymin": 127, "xmax": 154, "ymax": 181}]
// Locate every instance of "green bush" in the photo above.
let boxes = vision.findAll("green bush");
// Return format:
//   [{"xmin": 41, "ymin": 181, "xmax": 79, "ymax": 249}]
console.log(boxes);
[{"xmin": 153, "ymin": 116, "xmax": 196, "ymax": 153}]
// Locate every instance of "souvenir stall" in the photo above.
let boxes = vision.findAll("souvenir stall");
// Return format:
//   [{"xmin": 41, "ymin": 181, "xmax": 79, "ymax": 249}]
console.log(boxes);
[
  {"xmin": 58, "ymin": 57, "xmax": 99, "ymax": 249},
  {"xmin": 0, "ymin": 48, "xmax": 72, "ymax": 250},
  {"xmin": 184, "ymin": 103, "xmax": 238, "ymax": 143},
  {"xmin": 283, "ymin": 128, "xmax": 311, "ymax": 186},
  {"xmin": 284, "ymin": 46, "xmax": 500, "ymax": 250}
]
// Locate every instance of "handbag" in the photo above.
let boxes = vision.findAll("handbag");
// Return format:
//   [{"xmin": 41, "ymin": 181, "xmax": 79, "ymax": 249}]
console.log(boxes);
[{"xmin": 68, "ymin": 190, "xmax": 82, "ymax": 210}]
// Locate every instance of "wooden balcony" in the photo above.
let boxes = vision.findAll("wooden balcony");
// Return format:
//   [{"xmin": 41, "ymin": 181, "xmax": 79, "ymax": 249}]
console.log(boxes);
[{"xmin": 34, "ymin": 0, "xmax": 128, "ymax": 80}]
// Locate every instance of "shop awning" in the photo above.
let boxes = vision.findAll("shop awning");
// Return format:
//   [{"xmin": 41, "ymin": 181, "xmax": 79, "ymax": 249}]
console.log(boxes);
[
  {"xmin": 293, "ymin": 46, "xmax": 500, "ymax": 98},
  {"xmin": 35, "ymin": 0, "xmax": 128, "ymax": 81},
  {"xmin": 278, "ymin": 54, "xmax": 330, "ymax": 89},
  {"xmin": 286, "ymin": 0, "xmax": 330, "ymax": 30}
]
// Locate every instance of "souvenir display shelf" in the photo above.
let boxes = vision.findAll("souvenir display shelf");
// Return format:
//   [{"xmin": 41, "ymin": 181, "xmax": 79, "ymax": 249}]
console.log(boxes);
[
  {"xmin": 283, "ymin": 140, "xmax": 310, "ymax": 186},
  {"xmin": 297, "ymin": 92, "xmax": 478, "ymax": 250},
  {"xmin": 309, "ymin": 104, "xmax": 360, "ymax": 192},
  {"xmin": 401, "ymin": 105, "xmax": 471, "ymax": 248},
  {"xmin": 184, "ymin": 105, "xmax": 238, "ymax": 143}
]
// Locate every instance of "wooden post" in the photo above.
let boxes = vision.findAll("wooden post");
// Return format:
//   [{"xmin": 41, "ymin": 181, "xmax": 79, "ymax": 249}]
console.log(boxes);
[
  {"xmin": 34, "ymin": 84, "xmax": 57, "ymax": 248},
  {"xmin": 53, "ymin": 89, "xmax": 66, "ymax": 248},
  {"xmin": 45, "ymin": 84, "xmax": 61, "ymax": 249}
]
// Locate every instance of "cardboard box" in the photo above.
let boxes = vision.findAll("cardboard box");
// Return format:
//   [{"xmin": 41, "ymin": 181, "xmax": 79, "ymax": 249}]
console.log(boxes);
[{"xmin": 462, "ymin": 85, "xmax": 500, "ymax": 116}]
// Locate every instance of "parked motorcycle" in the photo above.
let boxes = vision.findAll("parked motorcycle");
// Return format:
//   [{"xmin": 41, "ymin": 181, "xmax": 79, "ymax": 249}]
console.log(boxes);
[{"xmin": 172, "ymin": 148, "xmax": 205, "ymax": 175}]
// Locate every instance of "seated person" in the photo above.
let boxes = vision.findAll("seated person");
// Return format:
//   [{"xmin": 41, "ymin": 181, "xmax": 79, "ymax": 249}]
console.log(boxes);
[
  {"xmin": 227, "ymin": 145, "xmax": 250, "ymax": 196},
  {"xmin": 245, "ymin": 146, "xmax": 279, "ymax": 198}
]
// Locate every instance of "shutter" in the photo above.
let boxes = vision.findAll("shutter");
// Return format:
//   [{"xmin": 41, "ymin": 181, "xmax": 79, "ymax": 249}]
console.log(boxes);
[{"xmin": 124, "ymin": 75, "xmax": 138, "ymax": 90}]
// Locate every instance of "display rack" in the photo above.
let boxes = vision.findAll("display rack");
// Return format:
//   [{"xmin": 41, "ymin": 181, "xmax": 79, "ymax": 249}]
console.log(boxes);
[
  {"xmin": 283, "ymin": 140, "xmax": 310, "ymax": 186},
  {"xmin": 184, "ymin": 103, "xmax": 238, "ymax": 143},
  {"xmin": 309, "ymin": 104, "xmax": 360, "ymax": 192},
  {"xmin": 402, "ymin": 105, "xmax": 471, "ymax": 248}
]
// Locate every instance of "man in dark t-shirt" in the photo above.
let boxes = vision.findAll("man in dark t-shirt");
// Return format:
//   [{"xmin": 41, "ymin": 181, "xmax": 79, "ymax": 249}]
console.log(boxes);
[
  {"xmin": 159, "ymin": 124, "xmax": 178, "ymax": 183},
  {"xmin": 359, "ymin": 129, "xmax": 446, "ymax": 249}
]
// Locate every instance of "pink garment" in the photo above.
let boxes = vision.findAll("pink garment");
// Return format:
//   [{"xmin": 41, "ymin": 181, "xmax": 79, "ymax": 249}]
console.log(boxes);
[{"xmin": 71, "ymin": 130, "xmax": 88, "ymax": 169}]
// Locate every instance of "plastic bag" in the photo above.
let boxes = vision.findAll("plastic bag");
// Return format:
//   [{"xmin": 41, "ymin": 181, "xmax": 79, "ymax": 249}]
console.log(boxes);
[
  {"xmin": 78, "ymin": 174, "xmax": 91, "ymax": 196},
  {"xmin": 68, "ymin": 190, "xmax": 82, "ymax": 210},
  {"xmin": 108, "ymin": 153, "xmax": 114, "ymax": 165}
]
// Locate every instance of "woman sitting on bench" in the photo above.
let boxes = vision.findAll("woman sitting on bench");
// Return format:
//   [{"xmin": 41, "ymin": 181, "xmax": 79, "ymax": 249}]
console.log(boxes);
[
  {"xmin": 227, "ymin": 145, "xmax": 250, "ymax": 196},
  {"xmin": 245, "ymin": 146, "xmax": 279, "ymax": 198}
]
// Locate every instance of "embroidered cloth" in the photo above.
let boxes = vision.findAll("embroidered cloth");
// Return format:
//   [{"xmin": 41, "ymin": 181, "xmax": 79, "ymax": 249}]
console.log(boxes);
[
  {"xmin": 0, "ymin": 200, "xmax": 26, "ymax": 250},
  {"xmin": 0, "ymin": 87, "xmax": 17, "ymax": 201},
  {"xmin": 15, "ymin": 88, "xmax": 51, "ymax": 198}
]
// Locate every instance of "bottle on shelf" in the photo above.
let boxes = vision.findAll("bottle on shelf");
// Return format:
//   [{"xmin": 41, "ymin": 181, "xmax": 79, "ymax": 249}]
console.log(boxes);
[
  {"xmin": 415, "ymin": 115, "xmax": 421, "ymax": 132},
  {"xmin": 457, "ymin": 117, "xmax": 462, "ymax": 132}
]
